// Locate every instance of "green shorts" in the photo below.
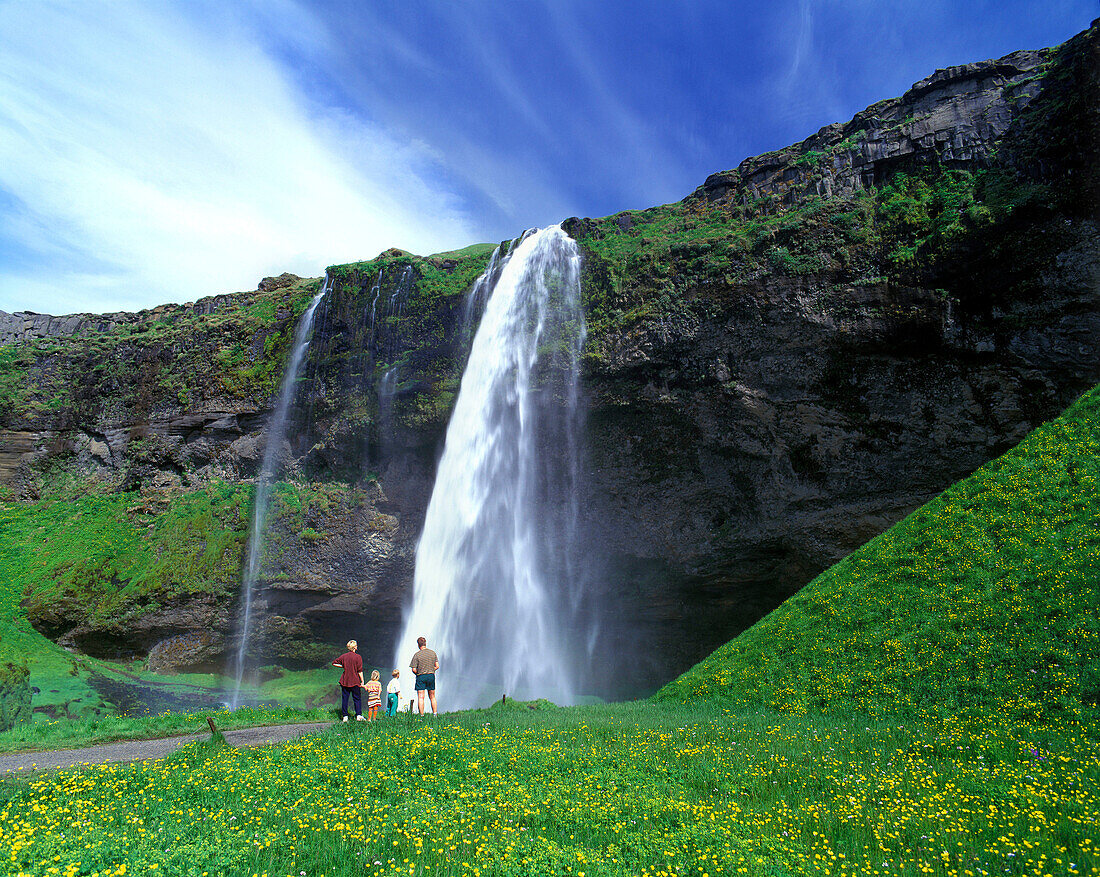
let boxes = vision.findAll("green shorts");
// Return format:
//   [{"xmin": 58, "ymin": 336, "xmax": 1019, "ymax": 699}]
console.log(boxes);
[{"xmin": 414, "ymin": 673, "xmax": 435, "ymax": 691}]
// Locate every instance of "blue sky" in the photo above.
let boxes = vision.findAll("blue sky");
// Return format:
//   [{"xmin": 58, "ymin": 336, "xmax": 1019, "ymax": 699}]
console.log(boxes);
[{"xmin": 0, "ymin": 0, "xmax": 1094, "ymax": 314}]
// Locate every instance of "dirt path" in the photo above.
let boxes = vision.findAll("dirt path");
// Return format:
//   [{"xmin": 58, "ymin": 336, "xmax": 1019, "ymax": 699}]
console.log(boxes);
[{"xmin": 0, "ymin": 722, "xmax": 331, "ymax": 774}]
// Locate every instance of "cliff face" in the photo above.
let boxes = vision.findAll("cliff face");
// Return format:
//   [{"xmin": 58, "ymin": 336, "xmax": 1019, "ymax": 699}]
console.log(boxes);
[
  {"xmin": 1, "ymin": 23, "xmax": 1097, "ymax": 698},
  {"xmin": 701, "ymin": 48, "xmax": 1050, "ymax": 204},
  {"xmin": 563, "ymin": 22, "xmax": 1099, "ymax": 688}
]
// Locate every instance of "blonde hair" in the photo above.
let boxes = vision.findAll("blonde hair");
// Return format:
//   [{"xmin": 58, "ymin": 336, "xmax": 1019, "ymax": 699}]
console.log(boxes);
[
  {"xmin": 347, "ymin": 640, "xmax": 357, "ymax": 649},
  {"xmin": 392, "ymin": 669, "xmax": 400, "ymax": 677},
  {"xmin": 370, "ymin": 669, "xmax": 380, "ymax": 681}
]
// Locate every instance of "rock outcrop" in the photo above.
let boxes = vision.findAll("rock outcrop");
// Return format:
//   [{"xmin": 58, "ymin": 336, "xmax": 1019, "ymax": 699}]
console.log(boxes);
[
  {"xmin": 697, "ymin": 49, "xmax": 1048, "ymax": 205},
  {"xmin": 0, "ymin": 294, "xmax": 243, "ymax": 345},
  {"xmin": 577, "ymin": 247, "xmax": 1099, "ymax": 690}
]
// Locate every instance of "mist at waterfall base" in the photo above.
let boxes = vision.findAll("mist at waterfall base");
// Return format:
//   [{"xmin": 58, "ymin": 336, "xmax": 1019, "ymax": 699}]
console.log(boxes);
[
  {"xmin": 229, "ymin": 282, "xmax": 328, "ymax": 708},
  {"xmin": 395, "ymin": 226, "xmax": 597, "ymax": 710}
]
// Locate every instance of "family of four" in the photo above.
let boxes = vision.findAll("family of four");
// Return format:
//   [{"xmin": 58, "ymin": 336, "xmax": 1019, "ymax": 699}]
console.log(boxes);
[{"xmin": 331, "ymin": 636, "xmax": 439, "ymax": 721}]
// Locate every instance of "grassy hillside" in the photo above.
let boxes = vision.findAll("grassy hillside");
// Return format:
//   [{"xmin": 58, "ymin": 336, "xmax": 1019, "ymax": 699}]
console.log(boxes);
[
  {"xmin": 657, "ymin": 384, "xmax": 1100, "ymax": 721},
  {"xmin": 0, "ymin": 481, "xmax": 345, "ymax": 720}
]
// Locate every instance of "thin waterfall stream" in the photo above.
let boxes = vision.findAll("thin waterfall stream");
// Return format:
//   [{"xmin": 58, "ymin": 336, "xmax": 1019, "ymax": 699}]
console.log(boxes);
[
  {"xmin": 230, "ymin": 280, "xmax": 328, "ymax": 707},
  {"xmin": 394, "ymin": 225, "xmax": 588, "ymax": 709}
]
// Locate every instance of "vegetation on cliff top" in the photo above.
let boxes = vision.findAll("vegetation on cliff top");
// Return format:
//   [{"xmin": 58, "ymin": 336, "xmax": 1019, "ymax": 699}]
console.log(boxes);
[
  {"xmin": 326, "ymin": 241, "xmax": 496, "ymax": 315},
  {"xmin": 568, "ymin": 152, "xmax": 1089, "ymax": 364},
  {"xmin": 316, "ymin": 242, "xmax": 497, "ymax": 435},
  {"xmin": 0, "ymin": 277, "xmax": 322, "ymax": 425},
  {"xmin": 568, "ymin": 21, "xmax": 1097, "ymax": 364},
  {"xmin": 657, "ymin": 384, "xmax": 1100, "ymax": 721}
]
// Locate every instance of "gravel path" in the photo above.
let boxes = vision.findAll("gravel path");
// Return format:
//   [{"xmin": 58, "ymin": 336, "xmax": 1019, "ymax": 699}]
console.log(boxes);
[{"xmin": 0, "ymin": 722, "xmax": 332, "ymax": 774}]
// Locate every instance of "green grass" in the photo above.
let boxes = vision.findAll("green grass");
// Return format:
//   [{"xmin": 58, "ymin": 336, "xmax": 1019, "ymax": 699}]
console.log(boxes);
[
  {"xmin": 259, "ymin": 667, "xmax": 334, "ymax": 706},
  {"xmin": 2, "ymin": 482, "xmax": 249, "ymax": 644},
  {"xmin": 1, "ymin": 701, "xmax": 1095, "ymax": 876},
  {"xmin": 0, "ymin": 482, "xmax": 343, "ymax": 722},
  {"xmin": 658, "ymin": 384, "xmax": 1100, "ymax": 722},
  {"xmin": 428, "ymin": 242, "xmax": 498, "ymax": 259}
]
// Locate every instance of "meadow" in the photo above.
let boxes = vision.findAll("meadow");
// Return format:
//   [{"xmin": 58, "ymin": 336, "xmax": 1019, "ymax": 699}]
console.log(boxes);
[{"xmin": 1, "ymin": 701, "xmax": 1096, "ymax": 877}]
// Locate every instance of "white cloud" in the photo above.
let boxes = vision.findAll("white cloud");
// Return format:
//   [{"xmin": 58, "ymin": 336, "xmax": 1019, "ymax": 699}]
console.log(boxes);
[{"xmin": 0, "ymin": 1, "xmax": 480, "ymax": 315}]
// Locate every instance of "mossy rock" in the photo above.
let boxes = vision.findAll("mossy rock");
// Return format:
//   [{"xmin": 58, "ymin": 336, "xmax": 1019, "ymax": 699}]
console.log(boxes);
[{"xmin": 0, "ymin": 662, "xmax": 31, "ymax": 730}]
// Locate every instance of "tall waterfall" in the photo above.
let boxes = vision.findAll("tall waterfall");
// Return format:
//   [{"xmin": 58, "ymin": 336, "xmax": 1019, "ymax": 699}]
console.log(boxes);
[
  {"xmin": 230, "ymin": 280, "xmax": 328, "ymax": 707},
  {"xmin": 395, "ymin": 225, "xmax": 588, "ymax": 709}
]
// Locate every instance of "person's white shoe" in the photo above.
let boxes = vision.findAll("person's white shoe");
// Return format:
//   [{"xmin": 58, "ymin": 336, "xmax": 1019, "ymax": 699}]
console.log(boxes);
[
  {"xmin": 342, "ymin": 716, "xmax": 348, "ymax": 723},
  {"xmin": 356, "ymin": 715, "xmax": 365, "ymax": 721}
]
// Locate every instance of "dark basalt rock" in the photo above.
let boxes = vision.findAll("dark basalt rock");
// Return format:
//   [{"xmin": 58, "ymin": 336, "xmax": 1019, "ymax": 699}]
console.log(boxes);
[
  {"xmin": 257, "ymin": 273, "xmax": 302, "ymax": 292},
  {"xmin": 578, "ymin": 248, "xmax": 1099, "ymax": 692},
  {"xmin": 697, "ymin": 47, "xmax": 1050, "ymax": 205}
]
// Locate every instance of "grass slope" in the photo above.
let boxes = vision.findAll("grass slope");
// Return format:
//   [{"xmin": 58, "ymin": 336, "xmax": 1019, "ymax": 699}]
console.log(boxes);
[
  {"xmin": 0, "ymin": 481, "xmax": 343, "ymax": 722},
  {"xmin": 658, "ymin": 384, "xmax": 1100, "ymax": 721}
]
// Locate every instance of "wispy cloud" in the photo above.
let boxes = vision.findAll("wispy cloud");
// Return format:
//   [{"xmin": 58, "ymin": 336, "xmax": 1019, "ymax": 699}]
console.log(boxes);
[
  {"xmin": 0, "ymin": 1, "xmax": 478, "ymax": 314},
  {"xmin": 783, "ymin": 0, "xmax": 815, "ymax": 91},
  {"xmin": 300, "ymin": 3, "xmax": 585, "ymax": 229}
]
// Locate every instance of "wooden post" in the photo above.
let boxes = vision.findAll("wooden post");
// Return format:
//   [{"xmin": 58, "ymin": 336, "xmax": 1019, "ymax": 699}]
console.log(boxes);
[
  {"xmin": 502, "ymin": 694, "xmax": 506, "ymax": 706},
  {"xmin": 207, "ymin": 716, "xmax": 218, "ymax": 735}
]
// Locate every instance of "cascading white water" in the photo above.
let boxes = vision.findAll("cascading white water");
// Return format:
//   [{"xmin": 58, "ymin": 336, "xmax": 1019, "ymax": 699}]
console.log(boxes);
[
  {"xmin": 394, "ymin": 225, "xmax": 587, "ymax": 709},
  {"xmin": 461, "ymin": 242, "xmax": 507, "ymax": 339},
  {"xmin": 230, "ymin": 281, "xmax": 328, "ymax": 707}
]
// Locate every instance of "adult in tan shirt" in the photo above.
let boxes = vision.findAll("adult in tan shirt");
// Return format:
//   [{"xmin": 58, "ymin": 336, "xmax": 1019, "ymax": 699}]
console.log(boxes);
[{"xmin": 409, "ymin": 636, "xmax": 439, "ymax": 716}]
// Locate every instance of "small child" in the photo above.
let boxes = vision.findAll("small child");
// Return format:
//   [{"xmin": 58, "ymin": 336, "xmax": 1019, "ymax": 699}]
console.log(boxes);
[
  {"xmin": 386, "ymin": 669, "xmax": 402, "ymax": 717},
  {"xmin": 365, "ymin": 669, "xmax": 382, "ymax": 721}
]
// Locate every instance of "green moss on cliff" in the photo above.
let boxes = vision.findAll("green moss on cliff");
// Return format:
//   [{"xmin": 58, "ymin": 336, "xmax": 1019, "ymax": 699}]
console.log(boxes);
[
  {"xmin": 326, "ymin": 242, "xmax": 495, "ymax": 311},
  {"xmin": 0, "ymin": 278, "xmax": 321, "ymax": 427},
  {"xmin": 6, "ymin": 482, "xmax": 249, "ymax": 636},
  {"xmin": 0, "ymin": 661, "xmax": 31, "ymax": 730},
  {"xmin": 657, "ymin": 384, "xmax": 1100, "ymax": 721},
  {"xmin": 319, "ymin": 243, "xmax": 497, "ymax": 434}
]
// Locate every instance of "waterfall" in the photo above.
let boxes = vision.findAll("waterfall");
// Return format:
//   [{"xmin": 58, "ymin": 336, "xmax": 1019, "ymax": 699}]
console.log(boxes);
[
  {"xmin": 460, "ymin": 241, "xmax": 507, "ymax": 344},
  {"xmin": 394, "ymin": 225, "xmax": 588, "ymax": 709},
  {"xmin": 230, "ymin": 279, "xmax": 328, "ymax": 707}
]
